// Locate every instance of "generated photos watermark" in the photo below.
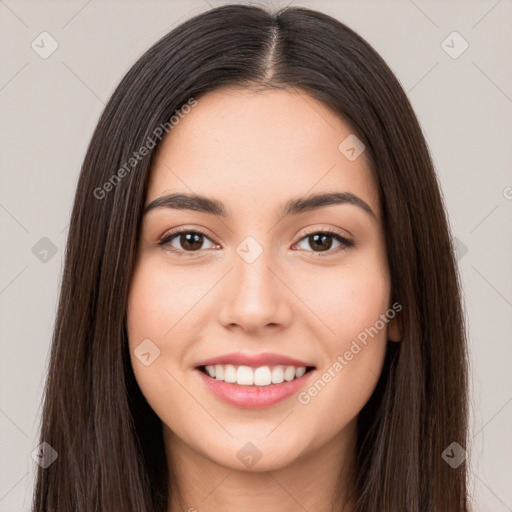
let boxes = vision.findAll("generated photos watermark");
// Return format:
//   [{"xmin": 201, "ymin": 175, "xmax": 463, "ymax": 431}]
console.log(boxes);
[
  {"xmin": 93, "ymin": 97, "xmax": 197, "ymax": 200},
  {"xmin": 297, "ymin": 301, "xmax": 402, "ymax": 405}
]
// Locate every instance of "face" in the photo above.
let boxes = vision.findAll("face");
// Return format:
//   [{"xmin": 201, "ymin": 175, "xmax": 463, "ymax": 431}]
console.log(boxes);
[{"xmin": 126, "ymin": 87, "xmax": 401, "ymax": 472}]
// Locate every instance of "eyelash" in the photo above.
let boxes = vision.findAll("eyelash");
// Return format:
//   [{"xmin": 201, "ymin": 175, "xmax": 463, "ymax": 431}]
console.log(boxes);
[{"xmin": 158, "ymin": 227, "xmax": 354, "ymax": 258}]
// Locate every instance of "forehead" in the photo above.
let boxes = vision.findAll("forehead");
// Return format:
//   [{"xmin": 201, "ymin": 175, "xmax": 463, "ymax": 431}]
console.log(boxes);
[{"xmin": 147, "ymin": 87, "xmax": 379, "ymax": 218}]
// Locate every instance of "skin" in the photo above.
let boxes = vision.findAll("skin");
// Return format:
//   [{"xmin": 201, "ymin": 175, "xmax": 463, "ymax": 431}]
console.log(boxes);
[{"xmin": 126, "ymin": 86, "xmax": 401, "ymax": 512}]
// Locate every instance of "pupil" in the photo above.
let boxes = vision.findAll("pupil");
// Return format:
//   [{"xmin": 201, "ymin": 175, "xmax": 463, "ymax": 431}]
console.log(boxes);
[
  {"xmin": 311, "ymin": 233, "xmax": 332, "ymax": 251},
  {"xmin": 182, "ymin": 233, "xmax": 202, "ymax": 250}
]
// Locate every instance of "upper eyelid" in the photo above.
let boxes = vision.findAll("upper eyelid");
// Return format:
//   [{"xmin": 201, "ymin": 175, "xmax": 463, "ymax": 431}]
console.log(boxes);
[{"xmin": 299, "ymin": 225, "xmax": 352, "ymax": 240}]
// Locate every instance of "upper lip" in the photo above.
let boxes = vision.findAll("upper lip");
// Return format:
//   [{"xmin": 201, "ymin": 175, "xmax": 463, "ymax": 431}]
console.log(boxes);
[{"xmin": 195, "ymin": 352, "xmax": 315, "ymax": 368}]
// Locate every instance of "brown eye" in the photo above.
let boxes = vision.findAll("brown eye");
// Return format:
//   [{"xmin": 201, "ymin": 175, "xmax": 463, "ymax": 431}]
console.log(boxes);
[
  {"xmin": 158, "ymin": 230, "xmax": 217, "ymax": 254},
  {"xmin": 178, "ymin": 232, "xmax": 204, "ymax": 251},
  {"xmin": 308, "ymin": 233, "xmax": 334, "ymax": 252},
  {"xmin": 295, "ymin": 230, "xmax": 354, "ymax": 256}
]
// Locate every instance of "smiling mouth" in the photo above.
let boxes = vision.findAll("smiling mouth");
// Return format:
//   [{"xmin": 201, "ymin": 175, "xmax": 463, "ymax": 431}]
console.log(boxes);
[{"xmin": 197, "ymin": 364, "xmax": 316, "ymax": 387}]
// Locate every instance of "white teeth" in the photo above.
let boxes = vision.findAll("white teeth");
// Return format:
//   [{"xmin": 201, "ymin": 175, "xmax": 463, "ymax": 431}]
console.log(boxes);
[
  {"xmin": 203, "ymin": 364, "xmax": 309, "ymax": 386},
  {"xmin": 237, "ymin": 366, "xmax": 254, "ymax": 385},
  {"xmin": 254, "ymin": 366, "xmax": 272, "ymax": 386},
  {"xmin": 284, "ymin": 366, "xmax": 296, "ymax": 381},
  {"xmin": 271, "ymin": 366, "xmax": 284, "ymax": 384},
  {"xmin": 224, "ymin": 364, "xmax": 237, "ymax": 383},
  {"xmin": 295, "ymin": 366, "xmax": 306, "ymax": 378}
]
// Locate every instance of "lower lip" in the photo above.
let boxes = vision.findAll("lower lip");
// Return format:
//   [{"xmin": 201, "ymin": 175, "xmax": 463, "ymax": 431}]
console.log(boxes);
[{"xmin": 195, "ymin": 368, "xmax": 315, "ymax": 409}]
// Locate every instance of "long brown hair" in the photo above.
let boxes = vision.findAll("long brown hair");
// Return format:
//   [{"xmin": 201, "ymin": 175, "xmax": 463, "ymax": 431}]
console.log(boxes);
[{"xmin": 33, "ymin": 4, "xmax": 469, "ymax": 511}]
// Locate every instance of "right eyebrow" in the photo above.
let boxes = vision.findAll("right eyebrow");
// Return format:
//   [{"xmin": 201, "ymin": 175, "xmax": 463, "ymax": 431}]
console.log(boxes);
[{"xmin": 144, "ymin": 193, "xmax": 227, "ymax": 216}]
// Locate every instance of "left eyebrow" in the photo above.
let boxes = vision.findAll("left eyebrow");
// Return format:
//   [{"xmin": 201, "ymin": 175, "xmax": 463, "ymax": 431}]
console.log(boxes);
[
  {"xmin": 282, "ymin": 192, "xmax": 376, "ymax": 219},
  {"xmin": 143, "ymin": 191, "xmax": 376, "ymax": 219}
]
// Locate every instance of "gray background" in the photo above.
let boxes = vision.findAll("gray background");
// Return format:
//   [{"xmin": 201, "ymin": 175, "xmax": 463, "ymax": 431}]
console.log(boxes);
[{"xmin": 1, "ymin": 0, "xmax": 511, "ymax": 510}]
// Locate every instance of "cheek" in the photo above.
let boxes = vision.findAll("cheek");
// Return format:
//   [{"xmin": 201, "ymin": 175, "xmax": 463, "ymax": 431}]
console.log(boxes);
[
  {"xmin": 126, "ymin": 261, "xmax": 202, "ymax": 430},
  {"xmin": 126, "ymin": 258, "xmax": 207, "ymax": 347},
  {"xmin": 126, "ymin": 261, "xmax": 183, "ymax": 384},
  {"xmin": 308, "ymin": 252, "xmax": 392, "ymax": 343},
  {"xmin": 126, "ymin": 256, "xmax": 221, "ymax": 393},
  {"xmin": 293, "ymin": 250, "xmax": 392, "ymax": 427},
  {"xmin": 315, "ymin": 266, "xmax": 390, "ymax": 390}
]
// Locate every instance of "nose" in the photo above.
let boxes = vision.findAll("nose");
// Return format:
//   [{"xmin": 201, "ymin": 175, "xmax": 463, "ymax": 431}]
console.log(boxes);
[{"xmin": 217, "ymin": 248, "xmax": 293, "ymax": 334}]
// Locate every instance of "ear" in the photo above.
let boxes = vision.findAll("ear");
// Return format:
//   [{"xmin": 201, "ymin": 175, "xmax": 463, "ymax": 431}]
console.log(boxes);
[{"xmin": 387, "ymin": 307, "xmax": 403, "ymax": 342}]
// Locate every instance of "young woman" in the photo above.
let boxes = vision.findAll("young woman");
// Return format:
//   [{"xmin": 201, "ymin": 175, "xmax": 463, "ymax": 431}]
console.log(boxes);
[{"xmin": 33, "ymin": 4, "xmax": 470, "ymax": 511}]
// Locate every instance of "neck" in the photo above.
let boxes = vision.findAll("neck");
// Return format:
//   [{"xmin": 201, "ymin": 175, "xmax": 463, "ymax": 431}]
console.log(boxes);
[{"xmin": 164, "ymin": 420, "xmax": 357, "ymax": 512}]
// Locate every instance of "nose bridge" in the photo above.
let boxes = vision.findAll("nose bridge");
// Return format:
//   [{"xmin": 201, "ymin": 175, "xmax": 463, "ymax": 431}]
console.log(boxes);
[
  {"xmin": 217, "ymin": 234, "xmax": 291, "ymax": 330},
  {"xmin": 233, "ymin": 237, "xmax": 279, "ymax": 307}
]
